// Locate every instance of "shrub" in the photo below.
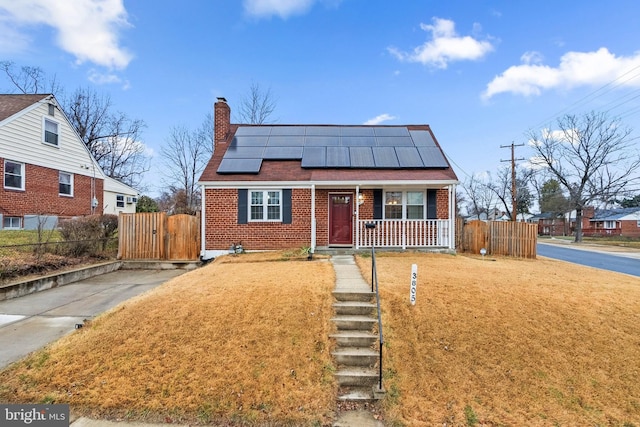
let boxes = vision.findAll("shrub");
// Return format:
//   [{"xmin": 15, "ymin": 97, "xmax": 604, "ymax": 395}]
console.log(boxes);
[{"xmin": 59, "ymin": 215, "xmax": 118, "ymax": 257}]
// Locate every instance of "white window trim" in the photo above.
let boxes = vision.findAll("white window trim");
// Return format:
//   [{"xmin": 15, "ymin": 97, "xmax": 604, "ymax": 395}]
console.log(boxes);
[
  {"xmin": 3, "ymin": 216, "xmax": 22, "ymax": 230},
  {"xmin": 603, "ymin": 220, "xmax": 617, "ymax": 229},
  {"xmin": 59, "ymin": 171, "xmax": 73, "ymax": 197},
  {"xmin": 249, "ymin": 189, "xmax": 283, "ymax": 222},
  {"xmin": 116, "ymin": 194, "xmax": 125, "ymax": 208},
  {"xmin": 43, "ymin": 117, "xmax": 60, "ymax": 147},
  {"xmin": 4, "ymin": 159, "xmax": 25, "ymax": 191},
  {"xmin": 383, "ymin": 190, "xmax": 426, "ymax": 220}
]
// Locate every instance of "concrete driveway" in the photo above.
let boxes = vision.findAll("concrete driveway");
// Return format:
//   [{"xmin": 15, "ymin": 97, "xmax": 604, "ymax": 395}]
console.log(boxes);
[{"xmin": 0, "ymin": 269, "xmax": 187, "ymax": 369}]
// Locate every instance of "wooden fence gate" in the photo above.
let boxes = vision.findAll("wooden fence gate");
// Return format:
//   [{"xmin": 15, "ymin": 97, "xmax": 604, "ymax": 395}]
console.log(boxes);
[
  {"xmin": 458, "ymin": 219, "xmax": 538, "ymax": 258},
  {"xmin": 118, "ymin": 212, "xmax": 200, "ymax": 261}
]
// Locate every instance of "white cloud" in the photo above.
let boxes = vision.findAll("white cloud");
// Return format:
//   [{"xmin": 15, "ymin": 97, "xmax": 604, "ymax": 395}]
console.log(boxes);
[
  {"xmin": 388, "ymin": 17, "xmax": 494, "ymax": 69},
  {"xmin": 0, "ymin": 0, "xmax": 132, "ymax": 69},
  {"xmin": 243, "ymin": 0, "xmax": 316, "ymax": 19},
  {"xmin": 363, "ymin": 113, "xmax": 396, "ymax": 125},
  {"xmin": 483, "ymin": 47, "xmax": 640, "ymax": 100}
]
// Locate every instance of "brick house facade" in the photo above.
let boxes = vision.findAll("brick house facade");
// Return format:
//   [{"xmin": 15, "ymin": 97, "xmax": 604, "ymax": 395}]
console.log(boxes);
[
  {"xmin": 198, "ymin": 98, "xmax": 459, "ymax": 258},
  {"xmin": 0, "ymin": 94, "xmax": 108, "ymax": 229}
]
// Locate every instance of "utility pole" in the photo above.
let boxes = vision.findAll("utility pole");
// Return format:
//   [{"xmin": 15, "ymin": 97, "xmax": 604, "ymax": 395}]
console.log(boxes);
[{"xmin": 500, "ymin": 142, "xmax": 524, "ymax": 221}]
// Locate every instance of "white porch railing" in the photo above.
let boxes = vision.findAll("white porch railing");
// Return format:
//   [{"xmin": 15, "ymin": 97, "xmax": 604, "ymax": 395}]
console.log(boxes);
[{"xmin": 356, "ymin": 219, "xmax": 450, "ymax": 249}]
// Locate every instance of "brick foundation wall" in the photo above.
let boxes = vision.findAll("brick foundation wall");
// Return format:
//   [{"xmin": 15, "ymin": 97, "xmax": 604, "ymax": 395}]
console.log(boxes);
[{"xmin": 0, "ymin": 159, "xmax": 104, "ymax": 220}]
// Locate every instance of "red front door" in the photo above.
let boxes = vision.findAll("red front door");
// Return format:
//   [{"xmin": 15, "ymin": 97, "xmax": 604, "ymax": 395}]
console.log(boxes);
[{"xmin": 329, "ymin": 194, "xmax": 353, "ymax": 245}]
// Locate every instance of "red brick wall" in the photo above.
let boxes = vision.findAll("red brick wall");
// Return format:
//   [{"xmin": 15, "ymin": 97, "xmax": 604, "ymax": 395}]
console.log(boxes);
[
  {"xmin": 621, "ymin": 220, "xmax": 640, "ymax": 238},
  {"xmin": 0, "ymin": 159, "xmax": 104, "ymax": 220},
  {"xmin": 204, "ymin": 188, "xmax": 312, "ymax": 250},
  {"xmin": 204, "ymin": 187, "xmax": 452, "ymax": 250}
]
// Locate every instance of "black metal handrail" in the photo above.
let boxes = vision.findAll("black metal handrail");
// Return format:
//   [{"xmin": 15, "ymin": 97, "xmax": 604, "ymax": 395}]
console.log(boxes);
[{"xmin": 367, "ymin": 223, "xmax": 384, "ymax": 391}]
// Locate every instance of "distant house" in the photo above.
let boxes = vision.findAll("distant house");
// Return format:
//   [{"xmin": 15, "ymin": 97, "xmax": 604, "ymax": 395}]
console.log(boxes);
[
  {"xmin": 197, "ymin": 98, "xmax": 459, "ymax": 258},
  {"xmin": 0, "ymin": 94, "xmax": 136, "ymax": 229},
  {"xmin": 530, "ymin": 212, "xmax": 571, "ymax": 236},
  {"xmin": 582, "ymin": 207, "xmax": 640, "ymax": 238}
]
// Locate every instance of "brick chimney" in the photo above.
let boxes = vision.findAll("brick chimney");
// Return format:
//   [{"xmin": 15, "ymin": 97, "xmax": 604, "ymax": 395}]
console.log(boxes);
[{"xmin": 214, "ymin": 97, "xmax": 230, "ymax": 150}]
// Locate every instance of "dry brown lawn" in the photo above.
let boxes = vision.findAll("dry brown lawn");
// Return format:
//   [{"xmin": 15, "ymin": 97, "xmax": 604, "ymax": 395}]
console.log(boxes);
[
  {"xmin": 355, "ymin": 252, "xmax": 640, "ymax": 426},
  {"xmin": 0, "ymin": 251, "xmax": 337, "ymax": 426},
  {"xmin": 1, "ymin": 250, "xmax": 640, "ymax": 426}
]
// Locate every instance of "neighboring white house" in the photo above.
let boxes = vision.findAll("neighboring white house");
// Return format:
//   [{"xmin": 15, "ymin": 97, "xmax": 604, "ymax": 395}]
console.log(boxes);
[{"xmin": 103, "ymin": 176, "xmax": 138, "ymax": 215}]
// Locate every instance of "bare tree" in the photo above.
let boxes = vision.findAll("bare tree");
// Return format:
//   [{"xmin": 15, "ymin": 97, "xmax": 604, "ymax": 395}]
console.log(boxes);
[
  {"xmin": 236, "ymin": 82, "xmax": 277, "ymax": 124},
  {"xmin": 0, "ymin": 61, "xmax": 62, "ymax": 95},
  {"xmin": 461, "ymin": 173, "xmax": 497, "ymax": 218},
  {"xmin": 160, "ymin": 118, "xmax": 211, "ymax": 214},
  {"xmin": 487, "ymin": 165, "xmax": 534, "ymax": 220},
  {"xmin": 94, "ymin": 115, "xmax": 149, "ymax": 188},
  {"xmin": 64, "ymin": 86, "xmax": 112, "ymax": 154},
  {"xmin": 527, "ymin": 111, "xmax": 640, "ymax": 242}
]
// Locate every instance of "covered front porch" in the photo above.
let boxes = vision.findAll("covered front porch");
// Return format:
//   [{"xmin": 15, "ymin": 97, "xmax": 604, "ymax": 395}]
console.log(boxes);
[{"xmin": 309, "ymin": 182, "xmax": 457, "ymax": 252}]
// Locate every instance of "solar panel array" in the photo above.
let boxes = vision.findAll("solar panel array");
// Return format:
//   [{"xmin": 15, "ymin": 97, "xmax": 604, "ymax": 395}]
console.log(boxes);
[{"xmin": 217, "ymin": 126, "xmax": 449, "ymax": 173}]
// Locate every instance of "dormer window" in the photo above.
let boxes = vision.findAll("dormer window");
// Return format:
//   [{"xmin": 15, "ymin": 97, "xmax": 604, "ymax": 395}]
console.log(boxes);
[{"xmin": 44, "ymin": 118, "xmax": 59, "ymax": 146}]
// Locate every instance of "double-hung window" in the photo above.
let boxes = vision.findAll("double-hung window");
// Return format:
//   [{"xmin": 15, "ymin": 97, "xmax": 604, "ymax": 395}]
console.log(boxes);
[
  {"xmin": 59, "ymin": 171, "xmax": 73, "ymax": 196},
  {"xmin": 116, "ymin": 195, "xmax": 125, "ymax": 208},
  {"xmin": 4, "ymin": 160, "xmax": 24, "ymax": 190},
  {"xmin": 44, "ymin": 118, "xmax": 59, "ymax": 146},
  {"xmin": 384, "ymin": 191, "xmax": 426, "ymax": 219},
  {"xmin": 250, "ymin": 190, "xmax": 282, "ymax": 221}
]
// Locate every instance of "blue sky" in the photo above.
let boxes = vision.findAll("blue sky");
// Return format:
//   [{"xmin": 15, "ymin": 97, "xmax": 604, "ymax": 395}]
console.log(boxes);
[{"xmin": 1, "ymin": 0, "xmax": 640, "ymax": 199}]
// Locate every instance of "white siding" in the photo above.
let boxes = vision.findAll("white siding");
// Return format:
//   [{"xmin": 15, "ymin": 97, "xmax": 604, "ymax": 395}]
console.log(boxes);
[
  {"xmin": 0, "ymin": 100, "xmax": 104, "ymax": 180},
  {"xmin": 103, "ymin": 177, "xmax": 138, "ymax": 214}
]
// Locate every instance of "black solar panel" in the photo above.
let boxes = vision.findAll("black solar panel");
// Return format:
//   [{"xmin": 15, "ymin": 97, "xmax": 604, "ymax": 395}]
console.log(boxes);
[
  {"xmin": 224, "ymin": 146, "xmax": 265, "ymax": 159},
  {"xmin": 396, "ymin": 147, "xmax": 424, "ymax": 167},
  {"xmin": 235, "ymin": 127, "xmax": 272, "ymax": 136},
  {"xmin": 217, "ymin": 158, "xmax": 262, "ymax": 173},
  {"xmin": 305, "ymin": 136, "xmax": 340, "ymax": 146},
  {"xmin": 372, "ymin": 147, "xmax": 399, "ymax": 167},
  {"xmin": 267, "ymin": 135, "xmax": 304, "ymax": 146},
  {"xmin": 341, "ymin": 127, "xmax": 375, "ymax": 137},
  {"xmin": 409, "ymin": 130, "xmax": 436, "ymax": 147},
  {"xmin": 341, "ymin": 136, "xmax": 376, "ymax": 146},
  {"xmin": 374, "ymin": 127, "xmax": 410, "ymax": 137},
  {"xmin": 231, "ymin": 136, "xmax": 269, "ymax": 147},
  {"xmin": 263, "ymin": 146, "xmax": 303, "ymax": 159},
  {"xmin": 217, "ymin": 125, "xmax": 450, "ymax": 172},
  {"xmin": 349, "ymin": 147, "xmax": 376, "ymax": 167},
  {"xmin": 418, "ymin": 147, "xmax": 449, "ymax": 167},
  {"xmin": 270, "ymin": 126, "xmax": 305, "ymax": 136},
  {"xmin": 326, "ymin": 147, "xmax": 350, "ymax": 167},
  {"xmin": 301, "ymin": 146, "xmax": 326, "ymax": 167}
]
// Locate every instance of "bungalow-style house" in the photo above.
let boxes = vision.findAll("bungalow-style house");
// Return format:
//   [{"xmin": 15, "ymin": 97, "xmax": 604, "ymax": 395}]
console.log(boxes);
[
  {"xmin": 198, "ymin": 98, "xmax": 459, "ymax": 258},
  {"xmin": 0, "ymin": 94, "xmax": 137, "ymax": 229},
  {"xmin": 530, "ymin": 211, "xmax": 571, "ymax": 236},
  {"xmin": 582, "ymin": 207, "xmax": 640, "ymax": 238}
]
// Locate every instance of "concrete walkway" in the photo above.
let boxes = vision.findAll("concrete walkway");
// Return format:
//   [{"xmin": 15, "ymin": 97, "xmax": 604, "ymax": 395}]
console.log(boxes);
[{"xmin": 330, "ymin": 255, "xmax": 385, "ymax": 427}]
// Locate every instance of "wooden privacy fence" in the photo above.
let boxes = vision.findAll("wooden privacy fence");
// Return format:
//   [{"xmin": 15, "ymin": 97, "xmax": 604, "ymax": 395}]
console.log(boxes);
[
  {"xmin": 458, "ymin": 219, "xmax": 537, "ymax": 258},
  {"xmin": 118, "ymin": 212, "xmax": 200, "ymax": 261}
]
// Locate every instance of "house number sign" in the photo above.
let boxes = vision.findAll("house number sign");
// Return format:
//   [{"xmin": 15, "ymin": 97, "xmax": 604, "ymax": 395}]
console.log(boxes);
[{"xmin": 409, "ymin": 264, "xmax": 417, "ymax": 305}]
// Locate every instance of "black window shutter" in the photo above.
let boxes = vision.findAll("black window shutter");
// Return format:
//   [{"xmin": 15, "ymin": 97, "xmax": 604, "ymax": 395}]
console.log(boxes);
[
  {"xmin": 373, "ymin": 189, "xmax": 383, "ymax": 219},
  {"xmin": 282, "ymin": 189, "xmax": 292, "ymax": 224},
  {"xmin": 238, "ymin": 189, "xmax": 248, "ymax": 224},
  {"xmin": 427, "ymin": 189, "xmax": 437, "ymax": 219}
]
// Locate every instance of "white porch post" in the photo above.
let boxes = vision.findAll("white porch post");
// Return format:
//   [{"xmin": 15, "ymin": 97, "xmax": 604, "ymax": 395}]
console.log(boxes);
[
  {"xmin": 311, "ymin": 184, "xmax": 316, "ymax": 253},
  {"xmin": 355, "ymin": 185, "xmax": 360, "ymax": 249},
  {"xmin": 200, "ymin": 184, "xmax": 206, "ymax": 258},
  {"xmin": 449, "ymin": 184, "xmax": 456, "ymax": 250}
]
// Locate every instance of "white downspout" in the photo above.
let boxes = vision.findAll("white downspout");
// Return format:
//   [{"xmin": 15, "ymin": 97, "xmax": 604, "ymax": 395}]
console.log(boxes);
[
  {"xmin": 355, "ymin": 185, "xmax": 360, "ymax": 249},
  {"xmin": 449, "ymin": 184, "xmax": 456, "ymax": 250},
  {"xmin": 311, "ymin": 184, "xmax": 316, "ymax": 254},
  {"xmin": 200, "ymin": 184, "xmax": 207, "ymax": 259}
]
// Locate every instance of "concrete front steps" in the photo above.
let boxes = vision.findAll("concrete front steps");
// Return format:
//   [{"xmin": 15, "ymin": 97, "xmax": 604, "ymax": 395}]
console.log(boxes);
[{"xmin": 331, "ymin": 287, "xmax": 382, "ymax": 402}]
